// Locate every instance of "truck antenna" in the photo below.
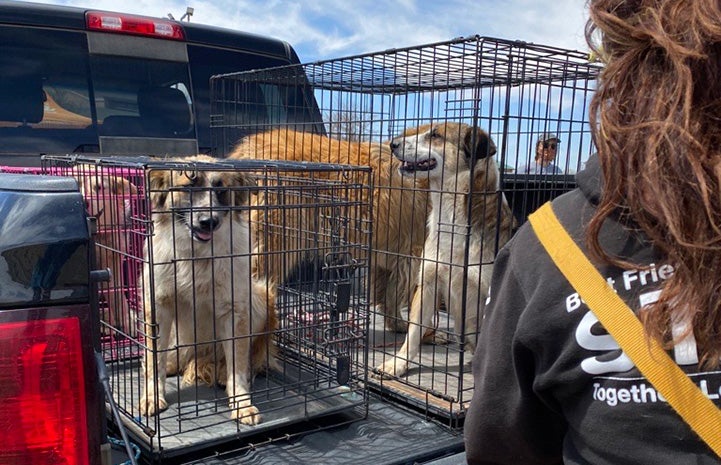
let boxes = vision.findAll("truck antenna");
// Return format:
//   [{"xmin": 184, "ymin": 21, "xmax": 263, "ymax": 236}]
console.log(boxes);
[{"xmin": 180, "ymin": 6, "xmax": 194, "ymax": 22}]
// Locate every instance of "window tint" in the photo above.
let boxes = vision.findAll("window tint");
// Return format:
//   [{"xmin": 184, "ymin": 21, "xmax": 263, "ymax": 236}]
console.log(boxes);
[
  {"xmin": 0, "ymin": 25, "xmax": 323, "ymax": 162},
  {"xmin": 0, "ymin": 25, "xmax": 196, "ymax": 160},
  {"xmin": 0, "ymin": 26, "xmax": 97, "ymax": 156},
  {"xmin": 90, "ymin": 55, "xmax": 195, "ymax": 138}
]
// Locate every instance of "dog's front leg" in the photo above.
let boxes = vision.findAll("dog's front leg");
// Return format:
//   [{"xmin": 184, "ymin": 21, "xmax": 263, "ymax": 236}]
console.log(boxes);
[
  {"xmin": 449, "ymin": 267, "xmax": 482, "ymax": 356},
  {"xmin": 375, "ymin": 265, "xmax": 439, "ymax": 378},
  {"xmin": 372, "ymin": 265, "xmax": 406, "ymax": 332},
  {"xmin": 460, "ymin": 266, "xmax": 489, "ymax": 353},
  {"xmin": 219, "ymin": 311, "xmax": 260, "ymax": 425},
  {"xmin": 139, "ymin": 303, "xmax": 172, "ymax": 416}
]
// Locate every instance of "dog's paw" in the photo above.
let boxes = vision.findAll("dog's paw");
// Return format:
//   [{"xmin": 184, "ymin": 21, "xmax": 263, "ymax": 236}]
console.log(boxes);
[
  {"xmin": 384, "ymin": 317, "xmax": 408, "ymax": 333},
  {"xmin": 231, "ymin": 404, "xmax": 261, "ymax": 425},
  {"xmin": 373, "ymin": 359, "xmax": 408, "ymax": 379},
  {"xmin": 166, "ymin": 357, "xmax": 179, "ymax": 378},
  {"xmin": 179, "ymin": 357, "xmax": 205, "ymax": 387},
  {"xmin": 426, "ymin": 328, "xmax": 455, "ymax": 345},
  {"xmin": 180, "ymin": 356, "xmax": 227, "ymax": 387},
  {"xmin": 421, "ymin": 327, "xmax": 438, "ymax": 344},
  {"xmin": 139, "ymin": 394, "xmax": 168, "ymax": 416}
]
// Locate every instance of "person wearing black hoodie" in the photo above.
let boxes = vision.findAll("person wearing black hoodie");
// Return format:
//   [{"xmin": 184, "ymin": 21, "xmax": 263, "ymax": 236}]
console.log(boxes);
[{"xmin": 464, "ymin": 1, "xmax": 721, "ymax": 463}]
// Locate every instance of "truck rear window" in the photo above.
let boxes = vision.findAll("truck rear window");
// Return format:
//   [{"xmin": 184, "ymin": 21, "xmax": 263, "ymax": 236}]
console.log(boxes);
[
  {"xmin": 0, "ymin": 25, "xmax": 196, "ymax": 160},
  {"xmin": 0, "ymin": 23, "xmax": 323, "ymax": 164},
  {"xmin": 0, "ymin": 26, "xmax": 97, "ymax": 157},
  {"xmin": 90, "ymin": 55, "xmax": 194, "ymax": 138}
]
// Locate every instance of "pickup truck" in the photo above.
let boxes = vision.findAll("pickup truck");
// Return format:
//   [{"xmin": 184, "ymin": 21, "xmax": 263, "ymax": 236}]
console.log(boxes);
[{"xmin": 0, "ymin": 2, "xmax": 489, "ymax": 464}]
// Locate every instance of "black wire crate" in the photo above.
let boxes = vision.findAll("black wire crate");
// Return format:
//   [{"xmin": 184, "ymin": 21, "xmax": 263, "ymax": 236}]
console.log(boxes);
[
  {"xmin": 40, "ymin": 154, "xmax": 372, "ymax": 461},
  {"xmin": 210, "ymin": 35, "xmax": 601, "ymax": 426}
]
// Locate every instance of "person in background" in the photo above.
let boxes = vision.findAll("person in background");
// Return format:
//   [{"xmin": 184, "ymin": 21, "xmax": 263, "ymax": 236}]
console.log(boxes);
[
  {"xmin": 519, "ymin": 133, "xmax": 563, "ymax": 174},
  {"xmin": 464, "ymin": 0, "xmax": 721, "ymax": 463}
]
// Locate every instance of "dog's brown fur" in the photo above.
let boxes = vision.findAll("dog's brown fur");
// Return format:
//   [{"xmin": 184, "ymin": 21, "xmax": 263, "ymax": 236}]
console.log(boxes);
[
  {"xmin": 376, "ymin": 122, "xmax": 515, "ymax": 377},
  {"xmin": 80, "ymin": 175, "xmax": 139, "ymax": 337},
  {"xmin": 229, "ymin": 129, "xmax": 430, "ymax": 332},
  {"xmin": 138, "ymin": 155, "xmax": 277, "ymax": 425}
]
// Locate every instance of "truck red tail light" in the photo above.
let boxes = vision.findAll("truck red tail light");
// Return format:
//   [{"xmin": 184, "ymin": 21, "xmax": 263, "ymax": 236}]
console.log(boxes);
[
  {"xmin": 0, "ymin": 317, "xmax": 90, "ymax": 465},
  {"xmin": 86, "ymin": 11, "xmax": 185, "ymax": 40}
]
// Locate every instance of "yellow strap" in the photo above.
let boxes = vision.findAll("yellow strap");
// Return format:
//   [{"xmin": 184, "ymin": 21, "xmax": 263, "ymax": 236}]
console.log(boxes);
[{"xmin": 529, "ymin": 202, "xmax": 721, "ymax": 457}]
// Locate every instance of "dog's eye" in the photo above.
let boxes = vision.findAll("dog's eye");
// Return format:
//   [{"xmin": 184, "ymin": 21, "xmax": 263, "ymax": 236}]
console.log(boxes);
[
  {"xmin": 429, "ymin": 130, "xmax": 440, "ymax": 139},
  {"xmin": 212, "ymin": 179, "xmax": 224, "ymax": 188}
]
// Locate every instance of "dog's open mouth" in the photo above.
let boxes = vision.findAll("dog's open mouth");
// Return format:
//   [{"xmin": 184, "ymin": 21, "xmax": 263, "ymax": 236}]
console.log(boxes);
[
  {"xmin": 191, "ymin": 228, "xmax": 214, "ymax": 242},
  {"xmin": 400, "ymin": 158, "xmax": 437, "ymax": 172},
  {"xmin": 176, "ymin": 210, "xmax": 221, "ymax": 243}
]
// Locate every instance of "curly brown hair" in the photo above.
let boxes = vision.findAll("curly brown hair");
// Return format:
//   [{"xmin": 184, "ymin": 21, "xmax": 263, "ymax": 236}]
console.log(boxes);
[{"xmin": 586, "ymin": 0, "xmax": 721, "ymax": 369}]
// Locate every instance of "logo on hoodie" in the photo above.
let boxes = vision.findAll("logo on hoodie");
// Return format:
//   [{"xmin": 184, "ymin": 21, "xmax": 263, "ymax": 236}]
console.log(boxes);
[{"xmin": 566, "ymin": 263, "xmax": 699, "ymax": 375}]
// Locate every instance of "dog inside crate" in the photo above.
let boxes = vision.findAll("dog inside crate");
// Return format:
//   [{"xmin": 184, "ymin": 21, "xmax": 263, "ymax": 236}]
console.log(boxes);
[
  {"xmin": 80, "ymin": 169, "xmax": 143, "ymax": 340},
  {"xmin": 41, "ymin": 154, "xmax": 370, "ymax": 453},
  {"xmin": 372, "ymin": 122, "xmax": 516, "ymax": 379},
  {"xmin": 225, "ymin": 121, "xmax": 513, "ymax": 379},
  {"xmin": 136, "ymin": 154, "xmax": 275, "ymax": 426},
  {"xmin": 230, "ymin": 127, "xmax": 429, "ymax": 337},
  {"xmin": 208, "ymin": 37, "xmax": 599, "ymax": 426}
]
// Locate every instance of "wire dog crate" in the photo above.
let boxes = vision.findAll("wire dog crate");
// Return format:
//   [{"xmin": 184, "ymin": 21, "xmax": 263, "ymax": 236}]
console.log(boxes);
[
  {"xmin": 39, "ymin": 155, "xmax": 372, "ymax": 461},
  {"xmin": 210, "ymin": 35, "xmax": 602, "ymax": 426}
]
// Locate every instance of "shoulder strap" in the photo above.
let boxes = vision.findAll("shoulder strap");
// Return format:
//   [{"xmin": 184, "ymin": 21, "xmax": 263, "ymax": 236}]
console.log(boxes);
[{"xmin": 528, "ymin": 202, "xmax": 721, "ymax": 457}]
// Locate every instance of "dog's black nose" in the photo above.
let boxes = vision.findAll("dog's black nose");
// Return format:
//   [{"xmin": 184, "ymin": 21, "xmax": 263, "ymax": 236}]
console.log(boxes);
[{"xmin": 198, "ymin": 215, "xmax": 219, "ymax": 232}]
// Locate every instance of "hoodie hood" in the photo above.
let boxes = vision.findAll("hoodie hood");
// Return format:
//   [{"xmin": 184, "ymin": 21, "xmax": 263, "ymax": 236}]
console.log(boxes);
[{"xmin": 575, "ymin": 153, "xmax": 602, "ymax": 206}]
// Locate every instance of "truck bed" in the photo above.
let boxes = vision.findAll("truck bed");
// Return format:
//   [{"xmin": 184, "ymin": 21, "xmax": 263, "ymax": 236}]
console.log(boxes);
[
  {"xmin": 109, "ymin": 394, "xmax": 465, "ymax": 465},
  {"xmin": 110, "ymin": 356, "xmax": 365, "ymax": 460}
]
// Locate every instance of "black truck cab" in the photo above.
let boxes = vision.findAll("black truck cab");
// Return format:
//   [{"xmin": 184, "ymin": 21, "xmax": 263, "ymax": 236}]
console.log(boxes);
[{"xmin": 0, "ymin": 0, "xmax": 322, "ymax": 166}]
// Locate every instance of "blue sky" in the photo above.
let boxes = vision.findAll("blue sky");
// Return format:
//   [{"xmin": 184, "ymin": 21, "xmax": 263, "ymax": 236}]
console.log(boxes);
[{"xmin": 26, "ymin": 0, "xmax": 590, "ymax": 63}]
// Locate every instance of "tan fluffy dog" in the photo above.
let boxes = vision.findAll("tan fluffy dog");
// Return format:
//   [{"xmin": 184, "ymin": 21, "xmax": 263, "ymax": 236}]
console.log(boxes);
[
  {"xmin": 376, "ymin": 123, "xmax": 515, "ymax": 377},
  {"xmin": 138, "ymin": 155, "xmax": 276, "ymax": 426},
  {"xmin": 80, "ymin": 175, "xmax": 139, "ymax": 337},
  {"xmin": 229, "ymin": 129, "xmax": 429, "ymax": 332}
]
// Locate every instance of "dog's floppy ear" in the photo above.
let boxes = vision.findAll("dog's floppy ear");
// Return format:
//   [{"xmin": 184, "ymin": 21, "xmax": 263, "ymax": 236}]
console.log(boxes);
[
  {"xmin": 148, "ymin": 169, "xmax": 171, "ymax": 208},
  {"xmin": 232, "ymin": 172, "xmax": 258, "ymax": 205},
  {"xmin": 463, "ymin": 126, "xmax": 497, "ymax": 167},
  {"xmin": 107, "ymin": 176, "xmax": 138, "ymax": 196}
]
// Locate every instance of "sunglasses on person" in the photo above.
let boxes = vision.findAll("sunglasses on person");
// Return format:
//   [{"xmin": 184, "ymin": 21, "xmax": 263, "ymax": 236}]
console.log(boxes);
[{"xmin": 542, "ymin": 142, "xmax": 558, "ymax": 150}]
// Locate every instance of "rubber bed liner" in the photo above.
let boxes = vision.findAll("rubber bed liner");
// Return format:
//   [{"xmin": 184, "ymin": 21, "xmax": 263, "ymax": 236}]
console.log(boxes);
[{"xmin": 188, "ymin": 397, "xmax": 465, "ymax": 465}]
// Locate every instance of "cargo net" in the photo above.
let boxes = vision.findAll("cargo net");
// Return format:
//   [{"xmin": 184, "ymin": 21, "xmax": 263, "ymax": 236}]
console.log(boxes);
[
  {"xmin": 210, "ymin": 35, "xmax": 601, "ymax": 426},
  {"xmin": 39, "ymin": 155, "xmax": 372, "ymax": 459}
]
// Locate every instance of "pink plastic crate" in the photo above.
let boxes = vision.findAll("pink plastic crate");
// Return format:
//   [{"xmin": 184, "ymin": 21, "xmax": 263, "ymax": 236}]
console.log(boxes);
[{"xmin": 2, "ymin": 164, "xmax": 147, "ymax": 359}]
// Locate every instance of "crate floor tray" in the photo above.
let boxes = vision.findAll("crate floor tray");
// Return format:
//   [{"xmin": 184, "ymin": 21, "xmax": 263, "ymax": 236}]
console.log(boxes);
[
  {"xmin": 366, "ymin": 310, "xmax": 474, "ymax": 425},
  {"xmin": 110, "ymin": 359, "xmax": 365, "ymax": 459}
]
